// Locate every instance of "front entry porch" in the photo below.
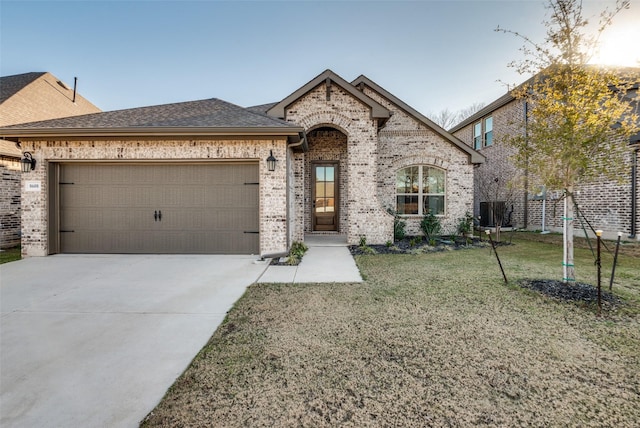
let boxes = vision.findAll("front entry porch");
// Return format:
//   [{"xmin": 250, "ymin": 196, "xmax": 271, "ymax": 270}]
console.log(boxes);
[{"xmin": 303, "ymin": 233, "xmax": 348, "ymax": 247}]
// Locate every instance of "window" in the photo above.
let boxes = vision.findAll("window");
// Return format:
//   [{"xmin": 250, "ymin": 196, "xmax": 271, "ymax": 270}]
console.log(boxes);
[
  {"xmin": 473, "ymin": 122, "xmax": 482, "ymax": 150},
  {"xmin": 484, "ymin": 116, "xmax": 493, "ymax": 147},
  {"xmin": 473, "ymin": 116, "xmax": 493, "ymax": 149},
  {"xmin": 396, "ymin": 166, "xmax": 445, "ymax": 216}
]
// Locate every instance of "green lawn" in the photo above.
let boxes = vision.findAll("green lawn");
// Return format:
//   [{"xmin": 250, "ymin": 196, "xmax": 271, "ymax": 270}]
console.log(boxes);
[
  {"xmin": 141, "ymin": 232, "xmax": 638, "ymax": 426},
  {"xmin": 0, "ymin": 246, "xmax": 21, "ymax": 265}
]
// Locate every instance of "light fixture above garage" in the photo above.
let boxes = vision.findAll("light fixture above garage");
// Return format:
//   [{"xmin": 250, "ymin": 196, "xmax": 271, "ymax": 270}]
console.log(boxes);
[
  {"xmin": 21, "ymin": 152, "xmax": 36, "ymax": 173},
  {"xmin": 266, "ymin": 150, "xmax": 277, "ymax": 172}
]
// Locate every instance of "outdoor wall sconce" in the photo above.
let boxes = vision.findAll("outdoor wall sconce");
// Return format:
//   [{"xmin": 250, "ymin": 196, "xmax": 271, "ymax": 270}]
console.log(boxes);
[
  {"xmin": 21, "ymin": 152, "xmax": 36, "ymax": 173},
  {"xmin": 266, "ymin": 150, "xmax": 277, "ymax": 172}
]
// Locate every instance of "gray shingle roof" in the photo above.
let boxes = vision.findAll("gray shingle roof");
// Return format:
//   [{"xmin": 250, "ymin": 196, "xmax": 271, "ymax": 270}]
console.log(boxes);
[
  {"xmin": 0, "ymin": 72, "xmax": 46, "ymax": 104},
  {"xmin": 5, "ymin": 98, "xmax": 296, "ymax": 130},
  {"xmin": 246, "ymin": 102, "xmax": 278, "ymax": 115}
]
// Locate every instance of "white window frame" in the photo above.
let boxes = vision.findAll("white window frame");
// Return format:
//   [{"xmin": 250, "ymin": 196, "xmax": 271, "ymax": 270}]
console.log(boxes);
[
  {"xmin": 473, "ymin": 121, "xmax": 482, "ymax": 150},
  {"xmin": 484, "ymin": 116, "xmax": 493, "ymax": 147}
]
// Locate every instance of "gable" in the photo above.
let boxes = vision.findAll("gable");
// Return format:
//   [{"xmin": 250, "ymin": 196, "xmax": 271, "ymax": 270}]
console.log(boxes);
[
  {"xmin": 0, "ymin": 72, "xmax": 46, "ymax": 105},
  {"xmin": 352, "ymin": 75, "xmax": 485, "ymax": 164},
  {"xmin": 267, "ymin": 69, "xmax": 390, "ymax": 121}
]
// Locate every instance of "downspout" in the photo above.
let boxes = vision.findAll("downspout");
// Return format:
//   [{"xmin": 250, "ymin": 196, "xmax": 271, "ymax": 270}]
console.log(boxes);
[
  {"xmin": 284, "ymin": 132, "xmax": 308, "ymax": 250},
  {"xmin": 261, "ymin": 132, "xmax": 307, "ymax": 260},
  {"xmin": 630, "ymin": 147, "xmax": 638, "ymax": 239}
]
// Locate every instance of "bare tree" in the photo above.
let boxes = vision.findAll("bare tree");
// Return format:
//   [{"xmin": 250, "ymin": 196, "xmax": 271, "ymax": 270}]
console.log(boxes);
[
  {"xmin": 429, "ymin": 103, "xmax": 486, "ymax": 129},
  {"xmin": 457, "ymin": 102, "xmax": 486, "ymax": 123},
  {"xmin": 429, "ymin": 108, "xmax": 459, "ymax": 129}
]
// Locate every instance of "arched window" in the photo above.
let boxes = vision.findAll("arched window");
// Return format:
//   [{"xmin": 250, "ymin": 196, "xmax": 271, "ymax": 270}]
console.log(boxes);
[{"xmin": 396, "ymin": 166, "xmax": 445, "ymax": 215}]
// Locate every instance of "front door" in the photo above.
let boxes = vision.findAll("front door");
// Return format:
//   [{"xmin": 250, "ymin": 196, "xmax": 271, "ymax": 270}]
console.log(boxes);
[{"xmin": 312, "ymin": 163, "xmax": 339, "ymax": 231}]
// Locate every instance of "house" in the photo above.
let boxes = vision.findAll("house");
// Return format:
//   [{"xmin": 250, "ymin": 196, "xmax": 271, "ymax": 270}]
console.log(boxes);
[
  {"xmin": 450, "ymin": 73, "xmax": 640, "ymax": 241},
  {"xmin": 1, "ymin": 70, "xmax": 483, "ymax": 257},
  {"xmin": 0, "ymin": 72, "xmax": 101, "ymax": 249}
]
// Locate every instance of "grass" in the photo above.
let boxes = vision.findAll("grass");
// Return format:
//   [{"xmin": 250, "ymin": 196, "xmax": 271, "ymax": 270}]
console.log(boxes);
[
  {"xmin": 141, "ymin": 233, "xmax": 640, "ymax": 427},
  {"xmin": 0, "ymin": 246, "xmax": 21, "ymax": 264}
]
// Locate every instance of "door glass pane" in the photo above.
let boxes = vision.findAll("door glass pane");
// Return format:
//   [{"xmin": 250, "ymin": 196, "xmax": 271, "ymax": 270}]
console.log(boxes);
[
  {"xmin": 325, "ymin": 198, "xmax": 335, "ymax": 212},
  {"xmin": 315, "ymin": 182, "xmax": 325, "ymax": 197},
  {"xmin": 326, "ymin": 183, "xmax": 334, "ymax": 197},
  {"xmin": 325, "ymin": 167, "xmax": 334, "ymax": 182},
  {"xmin": 315, "ymin": 166, "xmax": 325, "ymax": 181}
]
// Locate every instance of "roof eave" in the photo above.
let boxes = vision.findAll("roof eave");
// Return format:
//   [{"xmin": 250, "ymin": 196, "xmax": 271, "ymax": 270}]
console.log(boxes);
[
  {"xmin": 266, "ymin": 69, "xmax": 390, "ymax": 120},
  {"xmin": 0, "ymin": 126, "xmax": 305, "ymax": 140},
  {"xmin": 351, "ymin": 75, "xmax": 485, "ymax": 164}
]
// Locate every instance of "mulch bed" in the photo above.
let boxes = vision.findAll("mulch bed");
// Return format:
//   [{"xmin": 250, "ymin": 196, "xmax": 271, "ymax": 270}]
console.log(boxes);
[
  {"xmin": 519, "ymin": 279, "xmax": 623, "ymax": 309},
  {"xmin": 349, "ymin": 236, "xmax": 493, "ymax": 255}
]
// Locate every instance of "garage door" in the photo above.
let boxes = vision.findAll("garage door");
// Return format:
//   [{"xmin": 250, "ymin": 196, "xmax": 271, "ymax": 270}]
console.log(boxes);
[{"xmin": 57, "ymin": 163, "xmax": 259, "ymax": 254}]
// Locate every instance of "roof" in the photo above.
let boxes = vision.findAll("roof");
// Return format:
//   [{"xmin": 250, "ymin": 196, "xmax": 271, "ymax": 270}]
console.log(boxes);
[
  {"xmin": 449, "ymin": 92, "xmax": 515, "ymax": 133},
  {"xmin": 267, "ymin": 69, "xmax": 391, "ymax": 121},
  {"xmin": 352, "ymin": 75, "xmax": 485, "ymax": 164},
  {"xmin": 0, "ymin": 98, "xmax": 305, "ymax": 140},
  {"xmin": 246, "ymin": 102, "xmax": 278, "ymax": 115},
  {"xmin": 0, "ymin": 72, "xmax": 46, "ymax": 104},
  {"xmin": 450, "ymin": 66, "xmax": 640, "ymax": 133}
]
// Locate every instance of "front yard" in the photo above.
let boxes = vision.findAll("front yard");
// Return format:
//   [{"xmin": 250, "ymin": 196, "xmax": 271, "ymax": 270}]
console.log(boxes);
[{"xmin": 142, "ymin": 233, "xmax": 640, "ymax": 427}]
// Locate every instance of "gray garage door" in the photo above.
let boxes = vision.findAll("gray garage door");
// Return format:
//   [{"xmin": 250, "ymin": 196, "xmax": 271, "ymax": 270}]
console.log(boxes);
[{"xmin": 58, "ymin": 163, "xmax": 259, "ymax": 254}]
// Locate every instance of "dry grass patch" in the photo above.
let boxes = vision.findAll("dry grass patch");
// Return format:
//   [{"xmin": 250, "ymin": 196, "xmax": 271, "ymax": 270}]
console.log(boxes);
[{"xmin": 142, "ymin": 234, "xmax": 640, "ymax": 427}]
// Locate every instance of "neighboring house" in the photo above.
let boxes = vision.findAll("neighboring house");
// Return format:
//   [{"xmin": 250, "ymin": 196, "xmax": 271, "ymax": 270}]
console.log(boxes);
[
  {"xmin": 450, "ymin": 75, "xmax": 640, "ymax": 241},
  {"xmin": 1, "ymin": 69, "xmax": 483, "ymax": 257},
  {"xmin": 0, "ymin": 72, "xmax": 101, "ymax": 249}
]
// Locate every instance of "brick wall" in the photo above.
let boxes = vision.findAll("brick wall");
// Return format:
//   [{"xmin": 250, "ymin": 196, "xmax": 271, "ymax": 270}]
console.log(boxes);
[
  {"xmin": 19, "ymin": 138, "xmax": 289, "ymax": 257},
  {"xmin": 363, "ymin": 88, "xmax": 476, "ymax": 236},
  {"xmin": 304, "ymin": 128, "xmax": 349, "ymax": 235},
  {"xmin": 0, "ymin": 166, "xmax": 21, "ymax": 249},
  {"xmin": 453, "ymin": 98, "xmax": 640, "ymax": 240},
  {"xmin": 285, "ymin": 83, "xmax": 394, "ymax": 245}
]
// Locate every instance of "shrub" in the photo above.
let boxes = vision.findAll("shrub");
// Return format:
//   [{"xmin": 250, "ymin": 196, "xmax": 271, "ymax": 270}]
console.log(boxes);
[
  {"xmin": 456, "ymin": 212, "xmax": 474, "ymax": 236},
  {"xmin": 387, "ymin": 208, "xmax": 406, "ymax": 241},
  {"xmin": 287, "ymin": 241, "xmax": 308, "ymax": 265},
  {"xmin": 420, "ymin": 211, "xmax": 441, "ymax": 242}
]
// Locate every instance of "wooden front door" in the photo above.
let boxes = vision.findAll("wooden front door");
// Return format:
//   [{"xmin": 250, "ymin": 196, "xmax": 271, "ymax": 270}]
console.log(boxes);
[{"xmin": 312, "ymin": 163, "xmax": 339, "ymax": 231}]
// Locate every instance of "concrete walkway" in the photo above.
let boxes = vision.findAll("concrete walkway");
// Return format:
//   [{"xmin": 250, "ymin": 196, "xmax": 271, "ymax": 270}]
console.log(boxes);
[{"xmin": 258, "ymin": 234, "xmax": 362, "ymax": 283}]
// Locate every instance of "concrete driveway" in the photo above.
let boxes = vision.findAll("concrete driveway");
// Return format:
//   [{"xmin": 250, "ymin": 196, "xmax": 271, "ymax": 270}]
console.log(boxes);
[{"xmin": 0, "ymin": 254, "xmax": 268, "ymax": 428}]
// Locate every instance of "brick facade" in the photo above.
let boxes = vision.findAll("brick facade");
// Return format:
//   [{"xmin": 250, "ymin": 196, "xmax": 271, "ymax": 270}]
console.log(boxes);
[
  {"xmin": 10, "ymin": 70, "xmax": 482, "ymax": 255},
  {"xmin": 363, "ymin": 88, "xmax": 475, "ymax": 235},
  {"xmin": 284, "ymin": 83, "xmax": 394, "ymax": 245},
  {"xmin": 0, "ymin": 165, "xmax": 21, "ymax": 248},
  {"xmin": 282, "ymin": 77, "xmax": 477, "ymax": 244},
  {"xmin": 452, "ymin": 97, "xmax": 640, "ymax": 241},
  {"xmin": 19, "ymin": 138, "xmax": 289, "ymax": 257}
]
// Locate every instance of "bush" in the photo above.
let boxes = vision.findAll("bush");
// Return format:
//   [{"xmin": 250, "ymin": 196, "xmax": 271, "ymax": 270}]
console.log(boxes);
[
  {"xmin": 287, "ymin": 241, "xmax": 308, "ymax": 265},
  {"xmin": 420, "ymin": 211, "xmax": 441, "ymax": 242},
  {"xmin": 387, "ymin": 208, "xmax": 406, "ymax": 241},
  {"xmin": 456, "ymin": 212, "xmax": 474, "ymax": 236}
]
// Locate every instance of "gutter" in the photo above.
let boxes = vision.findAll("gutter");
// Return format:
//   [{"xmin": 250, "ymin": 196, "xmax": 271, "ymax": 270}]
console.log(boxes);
[{"xmin": 0, "ymin": 126, "xmax": 306, "ymax": 141}]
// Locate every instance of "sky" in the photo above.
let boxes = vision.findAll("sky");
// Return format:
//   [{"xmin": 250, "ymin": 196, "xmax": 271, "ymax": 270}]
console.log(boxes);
[{"xmin": 1, "ymin": 0, "xmax": 639, "ymax": 119}]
